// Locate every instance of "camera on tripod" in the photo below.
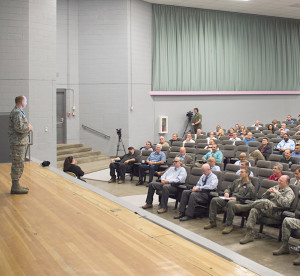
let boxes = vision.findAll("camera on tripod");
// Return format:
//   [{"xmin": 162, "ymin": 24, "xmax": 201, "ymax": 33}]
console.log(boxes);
[
  {"xmin": 116, "ymin": 128, "xmax": 122, "ymax": 138},
  {"xmin": 186, "ymin": 111, "xmax": 193, "ymax": 119}
]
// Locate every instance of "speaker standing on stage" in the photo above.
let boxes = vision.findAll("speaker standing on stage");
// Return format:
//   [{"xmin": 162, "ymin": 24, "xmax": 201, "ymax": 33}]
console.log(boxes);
[
  {"xmin": 8, "ymin": 95, "xmax": 33, "ymax": 194},
  {"xmin": 191, "ymin": 108, "xmax": 202, "ymax": 133}
]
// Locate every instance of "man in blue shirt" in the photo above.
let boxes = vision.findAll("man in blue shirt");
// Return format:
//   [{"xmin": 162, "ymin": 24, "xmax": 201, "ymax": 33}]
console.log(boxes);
[
  {"xmin": 142, "ymin": 157, "xmax": 187, "ymax": 214},
  {"xmin": 174, "ymin": 164, "xmax": 218, "ymax": 221},
  {"xmin": 291, "ymin": 144, "xmax": 300, "ymax": 161},
  {"xmin": 202, "ymin": 144, "xmax": 223, "ymax": 163},
  {"xmin": 244, "ymin": 132, "xmax": 256, "ymax": 146},
  {"xmin": 137, "ymin": 144, "xmax": 166, "ymax": 185},
  {"xmin": 276, "ymin": 133, "xmax": 295, "ymax": 154}
]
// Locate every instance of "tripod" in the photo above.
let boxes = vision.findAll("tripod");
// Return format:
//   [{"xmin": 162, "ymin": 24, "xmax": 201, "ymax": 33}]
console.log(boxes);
[
  {"xmin": 182, "ymin": 117, "xmax": 192, "ymax": 138},
  {"xmin": 116, "ymin": 135, "xmax": 126, "ymax": 157}
]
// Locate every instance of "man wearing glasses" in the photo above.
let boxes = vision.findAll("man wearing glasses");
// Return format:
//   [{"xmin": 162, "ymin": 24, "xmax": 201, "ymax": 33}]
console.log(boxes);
[{"xmin": 142, "ymin": 157, "xmax": 187, "ymax": 214}]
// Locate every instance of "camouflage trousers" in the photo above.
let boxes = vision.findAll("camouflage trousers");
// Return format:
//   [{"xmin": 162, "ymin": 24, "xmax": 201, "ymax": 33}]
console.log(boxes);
[
  {"xmin": 10, "ymin": 145, "xmax": 27, "ymax": 181},
  {"xmin": 282, "ymin": 217, "xmax": 300, "ymax": 242},
  {"xmin": 246, "ymin": 199, "xmax": 280, "ymax": 229}
]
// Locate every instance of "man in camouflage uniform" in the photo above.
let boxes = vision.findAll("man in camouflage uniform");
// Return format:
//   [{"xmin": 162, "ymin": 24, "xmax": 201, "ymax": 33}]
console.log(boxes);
[
  {"xmin": 8, "ymin": 95, "xmax": 33, "ymax": 194},
  {"xmin": 272, "ymin": 217, "xmax": 300, "ymax": 266},
  {"xmin": 237, "ymin": 175, "xmax": 295, "ymax": 244},
  {"xmin": 204, "ymin": 168, "xmax": 255, "ymax": 234}
]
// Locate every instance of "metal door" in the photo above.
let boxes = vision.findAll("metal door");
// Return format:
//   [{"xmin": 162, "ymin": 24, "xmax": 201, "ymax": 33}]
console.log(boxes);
[{"xmin": 57, "ymin": 89, "xmax": 66, "ymax": 144}]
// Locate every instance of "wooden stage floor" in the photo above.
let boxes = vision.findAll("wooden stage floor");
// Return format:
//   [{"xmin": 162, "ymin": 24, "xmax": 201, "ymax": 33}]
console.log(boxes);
[{"xmin": 0, "ymin": 162, "xmax": 257, "ymax": 275}]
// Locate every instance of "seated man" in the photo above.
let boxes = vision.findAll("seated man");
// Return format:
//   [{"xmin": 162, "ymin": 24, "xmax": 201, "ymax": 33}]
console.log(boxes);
[
  {"xmin": 277, "ymin": 129, "xmax": 286, "ymax": 139},
  {"xmin": 137, "ymin": 144, "xmax": 166, "ymax": 186},
  {"xmin": 237, "ymin": 175, "xmax": 295, "ymax": 244},
  {"xmin": 194, "ymin": 128, "xmax": 202, "ymax": 140},
  {"xmin": 208, "ymin": 157, "xmax": 220, "ymax": 171},
  {"xmin": 291, "ymin": 144, "xmax": 300, "ymax": 161},
  {"xmin": 269, "ymin": 163, "xmax": 283, "ymax": 181},
  {"xmin": 272, "ymin": 217, "xmax": 300, "ymax": 265},
  {"xmin": 204, "ymin": 139, "xmax": 217, "ymax": 151},
  {"xmin": 202, "ymin": 144, "xmax": 223, "ymax": 163},
  {"xmin": 176, "ymin": 147, "xmax": 194, "ymax": 166},
  {"xmin": 280, "ymin": 149, "xmax": 298, "ymax": 168},
  {"xmin": 159, "ymin": 136, "xmax": 169, "ymax": 147},
  {"xmin": 140, "ymin": 141, "xmax": 153, "ymax": 153},
  {"xmin": 183, "ymin": 133, "xmax": 195, "ymax": 146},
  {"xmin": 234, "ymin": 124, "xmax": 240, "ymax": 134},
  {"xmin": 234, "ymin": 152, "xmax": 252, "ymax": 167},
  {"xmin": 142, "ymin": 157, "xmax": 187, "ymax": 214},
  {"xmin": 108, "ymin": 147, "xmax": 141, "ymax": 184},
  {"xmin": 249, "ymin": 137, "xmax": 272, "ymax": 161},
  {"xmin": 169, "ymin": 133, "xmax": 180, "ymax": 146},
  {"xmin": 244, "ymin": 132, "xmax": 256, "ymax": 146},
  {"xmin": 291, "ymin": 168, "xmax": 300, "ymax": 186},
  {"xmin": 206, "ymin": 132, "xmax": 217, "ymax": 144},
  {"xmin": 204, "ymin": 168, "xmax": 255, "ymax": 234},
  {"xmin": 252, "ymin": 120, "xmax": 262, "ymax": 130},
  {"xmin": 236, "ymin": 161, "xmax": 253, "ymax": 177},
  {"xmin": 286, "ymin": 115, "xmax": 294, "ymax": 125},
  {"xmin": 229, "ymin": 132, "xmax": 241, "ymax": 145},
  {"xmin": 276, "ymin": 133, "xmax": 295, "ymax": 154},
  {"xmin": 280, "ymin": 123, "xmax": 289, "ymax": 132},
  {"xmin": 174, "ymin": 164, "xmax": 218, "ymax": 221}
]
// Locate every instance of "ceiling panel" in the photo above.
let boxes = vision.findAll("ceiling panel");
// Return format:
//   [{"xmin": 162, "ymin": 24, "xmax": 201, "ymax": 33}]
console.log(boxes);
[{"xmin": 143, "ymin": 0, "xmax": 300, "ymax": 20}]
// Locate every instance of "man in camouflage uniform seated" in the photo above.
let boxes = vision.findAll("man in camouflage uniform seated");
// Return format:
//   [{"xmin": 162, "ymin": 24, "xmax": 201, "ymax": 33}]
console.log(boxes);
[
  {"xmin": 237, "ymin": 175, "xmax": 295, "ymax": 244},
  {"xmin": 273, "ymin": 217, "xmax": 300, "ymax": 265},
  {"xmin": 8, "ymin": 95, "xmax": 33, "ymax": 194}
]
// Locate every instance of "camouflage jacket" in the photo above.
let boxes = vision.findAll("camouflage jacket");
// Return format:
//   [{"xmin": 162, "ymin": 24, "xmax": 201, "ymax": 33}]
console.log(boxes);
[
  {"xmin": 8, "ymin": 106, "xmax": 30, "ymax": 145},
  {"xmin": 224, "ymin": 178, "xmax": 256, "ymax": 201},
  {"xmin": 262, "ymin": 185, "xmax": 295, "ymax": 208}
]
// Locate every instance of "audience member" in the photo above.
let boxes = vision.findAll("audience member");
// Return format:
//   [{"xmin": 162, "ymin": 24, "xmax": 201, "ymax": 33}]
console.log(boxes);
[
  {"xmin": 159, "ymin": 136, "xmax": 169, "ymax": 147},
  {"xmin": 272, "ymin": 119, "xmax": 280, "ymax": 128},
  {"xmin": 244, "ymin": 132, "xmax": 256, "ymax": 146},
  {"xmin": 176, "ymin": 147, "xmax": 193, "ymax": 166},
  {"xmin": 191, "ymin": 108, "xmax": 202, "ymax": 133},
  {"xmin": 63, "ymin": 156, "xmax": 85, "ymax": 181},
  {"xmin": 183, "ymin": 133, "xmax": 195, "ymax": 146},
  {"xmin": 268, "ymin": 163, "xmax": 283, "ymax": 181},
  {"xmin": 169, "ymin": 133, "xmax": 180, "ymax": 146},
  {"xmin": 286, "ymin": 115, "xmax": 294, "ymax": 125},
  {"xmin": 108, "ymin": 147, "xmax": 141, "ymax": 184},
  {"xmin": 206, "ymin": 132, "xmax": 217, "ymax": 144},
  {"xmin": 228, "ymin": 128, "xmax": 234, "ymax": 138},
  {"xmin": 239, "ymin": 125, "xmax": 245, "ymax": 135},
  {"xmin": 140, "ymin": 141, "xmax": 153, "ymax": 153},
  {"xmin": 137, "ymin": 144, "xmax": 166, "ymax": 186},
  {"xmin": 204, "ymin": 168, "xmax": 255, "ymax": 234},
  {"xmin": 237, "ymin": 175, "xmax": 294, "ymax": 244},
  {"xmin": 204, "ymin": 139, "xmax": 216, "ymax": 151},
  {"xmin": 234, "ymin": 124, "xmax": 240, "ymax": 134},
  {"xmin": 142, "ymin": 157, "xmax": 187, "ymax": 214},
  {"xmin": 280, "ymin": 149, "xmax": 298, "ymax": 169},
  {"xmin": 241, "ymin": 129, "xmax": 248, "ymax": 140},
  {"xmin": 272, "ymin": 217, "xmax": 300, "ymax": 266},
  {"xmin": 252, "ymin": 120, "xmax": 262, "ymax": 130},
  {"xmin": 208, "ymin": 157, "xmax": 220, "ymax": 171},
  {"xmin": 290, "ymin": 168, "xmax": 300, "ymax": 186},
  {"xmin": 291, "ymin": 144, "xmax": 300, "ymax": 161},
  {"xmin": 236, "ymin": 161, "xmax": 253, "ymax": 177},
  {"xmin": 202, "ymin": 144, "xmax": 223, "ymax": 163},
  {"xmin": 276, "ymin": 133, "xmax": 295, "ymax": 153},
  {"xmin": 249, "ymin": 137, "xmax": 272, "ymax": 161},
  {"xmin": 280, "ymin": 123, "xmax": 289, "ymax": 132},
  {"xmin": 268, "ymin": 124, "xmax": 275, "ymax": 134},
  {"xmin": 174, "ymin": 164, "xmax": 218, "ymax": 221},
  {"xmin": 234, "ymin": 152, "xmax": 251, "ymax": 167},
  {"xmin": 217, "ymin": 128, "xmax": 225, "ymax": 139},
  {"xmin": 277, "ymin": 129, "xmax": 286, "ymax": 139},
  {"xmin": 194, "ymin": 128, "xmax": 202, "ymax": 140},
  {"xmin": 229, "ymin": 132, "xmax": 241, "ymax": 145}
]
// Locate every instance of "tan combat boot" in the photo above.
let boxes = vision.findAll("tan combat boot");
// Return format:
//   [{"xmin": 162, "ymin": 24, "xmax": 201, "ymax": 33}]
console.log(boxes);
[
  {"xmin": 293, "ymin": 255, "xmax": 300, "ymax": 266},
  {"xmin": 273, "ymin": 242, "xmax": 290, "ymax": 255},
  {"xmin": 11, "ymin": 180, "xmax": 29, "ymax": 194},
  {"xmin": 240, "ymin": 228, "xmax": 255, "ymax": 244},
  {"xmin": 204, "ymin": 221, "xmax": 217, "ymax": 230}
]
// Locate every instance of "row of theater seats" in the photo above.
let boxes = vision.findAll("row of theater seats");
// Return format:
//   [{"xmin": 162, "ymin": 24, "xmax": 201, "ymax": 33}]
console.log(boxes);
[{"xmin": 157, "ymin": 166, "xmax": 300, "ymax": 241}]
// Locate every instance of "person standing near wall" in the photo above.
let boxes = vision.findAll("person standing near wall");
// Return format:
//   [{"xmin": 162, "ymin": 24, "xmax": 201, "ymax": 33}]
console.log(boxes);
[
  {"xmin": 191, "ymin": 108, "xmax": 202, "ymax": 134},
  {"xmin": 8, "ymin": 95, "xmax": 33, "ymax": 194}
]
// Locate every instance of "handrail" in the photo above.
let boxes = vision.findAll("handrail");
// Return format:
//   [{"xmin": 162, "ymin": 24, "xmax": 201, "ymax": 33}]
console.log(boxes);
[{"xmin": 82, "ymin": 124, "xmax": 110, "ymax": 139}]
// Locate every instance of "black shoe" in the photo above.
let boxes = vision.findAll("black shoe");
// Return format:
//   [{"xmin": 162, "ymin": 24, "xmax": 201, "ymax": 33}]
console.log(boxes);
[
  {"xmin": 179, "ymin": 216, "xmax": 192, "ymax": 222},
  {"xmin": 174, "ymin": 213, "xmax": 184, "ymax": 219},
  {"xmin": 136, "ymin": 181, "xmax": 144, "ymax": 186}
]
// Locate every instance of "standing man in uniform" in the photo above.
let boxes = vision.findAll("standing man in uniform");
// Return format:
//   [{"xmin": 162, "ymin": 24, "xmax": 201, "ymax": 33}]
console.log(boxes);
[
  {"xmin": 8, "ymin": 95, "xmax": 33, "ymax": 194},
  {"xmin": 191, "ymin": 108, "xmax": 202, "ymax": 134}
]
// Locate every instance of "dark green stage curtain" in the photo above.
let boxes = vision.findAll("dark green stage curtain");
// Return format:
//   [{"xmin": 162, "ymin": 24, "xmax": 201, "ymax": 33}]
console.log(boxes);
[{"xmin": 152, "ymin": 5, "xmax": 300, "ymax": 91}]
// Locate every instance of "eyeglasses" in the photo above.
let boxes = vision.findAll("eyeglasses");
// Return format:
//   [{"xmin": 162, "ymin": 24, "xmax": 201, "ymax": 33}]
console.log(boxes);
[{"xmin": 173, "ymin": 161, "xmax": 179, "ymax": 163}]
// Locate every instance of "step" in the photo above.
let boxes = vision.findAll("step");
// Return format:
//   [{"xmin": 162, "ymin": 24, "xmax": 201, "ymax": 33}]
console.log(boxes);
[
  {"xmin": 57, "ymin": 151, "xmax": 102, "ymax": 162},
  {"xmin": 57, "ymin": 146, "xmax": 93, "ymax": 156},
  {"xmin": 57, "ymin": 143, "xmax": 84, "ymax": 150}
]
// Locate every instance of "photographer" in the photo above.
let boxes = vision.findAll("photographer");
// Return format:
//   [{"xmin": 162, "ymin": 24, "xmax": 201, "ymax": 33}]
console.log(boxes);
[{"xmin": 191, "ymin": 108, "xmax": 202, "ymax": 134}]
